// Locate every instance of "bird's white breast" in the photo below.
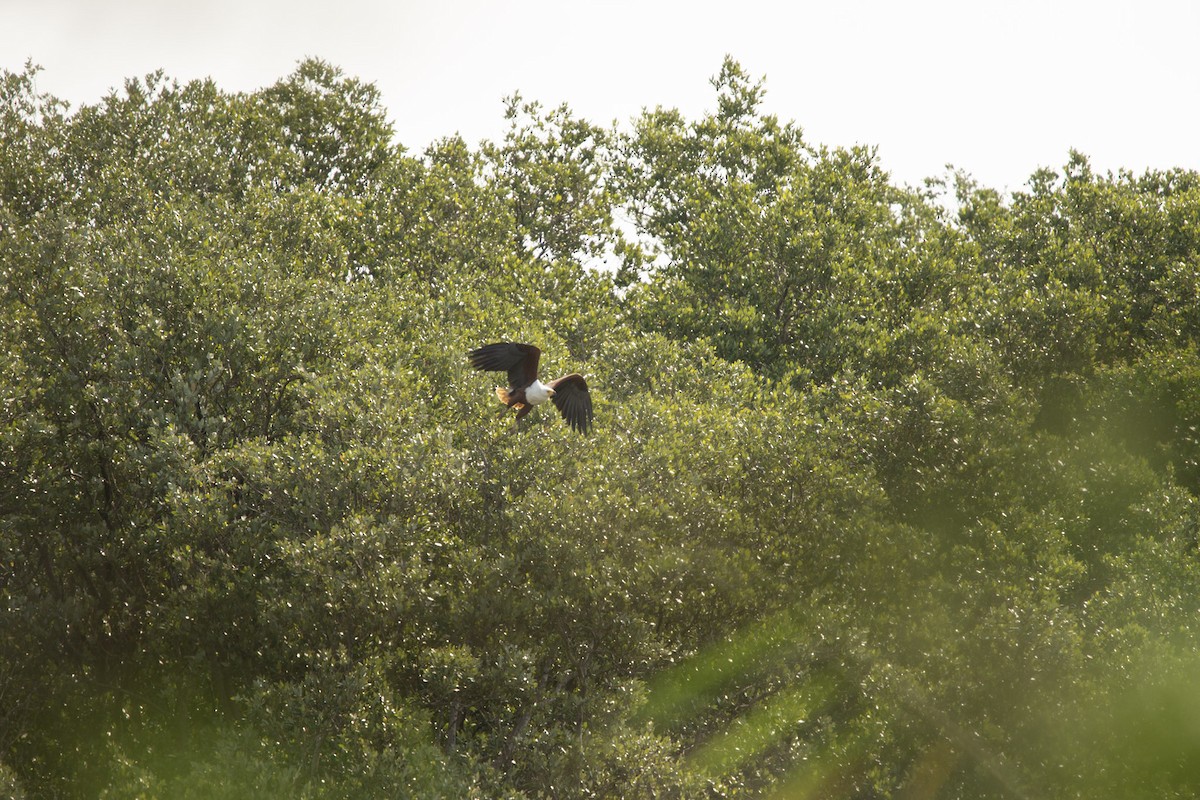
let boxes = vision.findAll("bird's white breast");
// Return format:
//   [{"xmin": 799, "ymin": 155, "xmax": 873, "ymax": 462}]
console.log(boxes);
[{"xmin": 525, "ymin": 379, "xmax": 553, "ymax": 406}]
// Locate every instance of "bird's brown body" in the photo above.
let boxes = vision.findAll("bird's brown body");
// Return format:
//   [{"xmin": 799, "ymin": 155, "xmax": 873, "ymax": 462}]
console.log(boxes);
[{"xmin": 494, "ymin": 385, "xmax": 535, "ymax": 420}]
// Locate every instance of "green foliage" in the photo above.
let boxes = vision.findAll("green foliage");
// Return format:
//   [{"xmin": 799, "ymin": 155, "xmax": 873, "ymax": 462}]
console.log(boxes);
[
  {"xmin": 484, "ymin": 96, "xmax": 622, "ymax": 266},
  {"xmin": 4, "ymin": 56, "xmax": 1200, "ymax": 799}
]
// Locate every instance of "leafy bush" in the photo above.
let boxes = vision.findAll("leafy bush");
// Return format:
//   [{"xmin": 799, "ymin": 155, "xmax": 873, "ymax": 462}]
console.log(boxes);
[{"xmin": 4, "ymin": 56, "xmax": 1200, "ymax": 798}]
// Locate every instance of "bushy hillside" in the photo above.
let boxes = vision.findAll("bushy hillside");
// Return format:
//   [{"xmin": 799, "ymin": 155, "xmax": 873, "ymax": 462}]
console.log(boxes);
[{"xmin": 4, "ymin": 58, "xmax": 1200, "ymax": 798}]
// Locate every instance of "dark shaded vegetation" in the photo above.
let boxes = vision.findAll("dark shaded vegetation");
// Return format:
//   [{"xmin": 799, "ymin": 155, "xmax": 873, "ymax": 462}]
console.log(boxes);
[{"xmin": 4, "ymin": 56, "xmax": 1200, "ymax": 797}]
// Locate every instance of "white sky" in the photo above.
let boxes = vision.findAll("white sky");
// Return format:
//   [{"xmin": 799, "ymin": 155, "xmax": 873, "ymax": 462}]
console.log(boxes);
[{"xmin": 3, "ymin": 0, "xmax": 1198, "ymax": 192}]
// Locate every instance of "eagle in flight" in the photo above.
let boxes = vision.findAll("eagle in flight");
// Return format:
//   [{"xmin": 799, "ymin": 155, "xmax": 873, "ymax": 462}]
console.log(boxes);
[{"xmin": 468, "ymin": 342, "xmax": 593, "ymax": 434}]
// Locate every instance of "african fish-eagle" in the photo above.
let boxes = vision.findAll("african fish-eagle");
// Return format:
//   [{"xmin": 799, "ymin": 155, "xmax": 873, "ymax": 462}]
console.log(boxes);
[{"xmin": 468, "ymin": 342, "xmax": 593, "ymax": 434}]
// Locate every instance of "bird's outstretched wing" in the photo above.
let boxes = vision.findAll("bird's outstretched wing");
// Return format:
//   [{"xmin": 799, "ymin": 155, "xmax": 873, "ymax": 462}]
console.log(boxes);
[
  {"xmin": 467, "ymin": 342, "xmax": 540, "ymax": 388},
  {"xmin": 549, "ymin": 373, "xmax": 593, "ymax": 434}
]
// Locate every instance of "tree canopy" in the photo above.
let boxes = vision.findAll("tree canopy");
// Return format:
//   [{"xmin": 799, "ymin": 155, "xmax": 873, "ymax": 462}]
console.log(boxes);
[{"xmin": 4, "ymin": 56, "xmax": 1200, "ymax": 798}]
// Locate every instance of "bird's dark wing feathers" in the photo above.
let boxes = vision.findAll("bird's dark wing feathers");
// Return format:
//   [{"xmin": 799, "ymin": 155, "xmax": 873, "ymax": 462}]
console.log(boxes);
[
  {"xmin": 549, "ymin": 373, "xmax": 593, "ymax": 434},
  {"xmin": 467, "ymin": 342, "xmax": 540, "ymax": 388}
]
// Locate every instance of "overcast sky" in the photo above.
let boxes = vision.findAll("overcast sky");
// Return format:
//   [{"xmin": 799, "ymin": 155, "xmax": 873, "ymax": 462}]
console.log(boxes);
[{"xmin": 4, "ymin": 0, "xmax": 1198, "ymax": 192}]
